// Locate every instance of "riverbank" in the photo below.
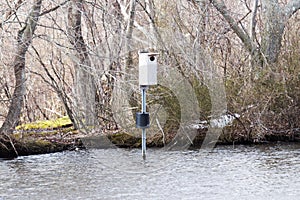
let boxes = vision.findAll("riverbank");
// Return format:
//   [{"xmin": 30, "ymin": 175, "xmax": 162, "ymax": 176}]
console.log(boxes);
[
  {"xmin": 0, "ymin": 131, "xmax": 83, "ymax": 158},
  {"xmin": 1, "ymin": 124, "xmax": 300, "ymax": 158}
]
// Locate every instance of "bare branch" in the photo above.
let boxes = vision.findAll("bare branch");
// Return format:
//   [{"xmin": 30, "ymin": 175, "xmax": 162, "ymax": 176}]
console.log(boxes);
[
  {"xmin": 117, "ymin": 0, "xmax": 148, "ymax": 36},
  {"xmin": 39, "ymin": 0, "xmax": 70, "ymax": 16},
  {"xmin": 250, "ymin": 0, "xmax": 259, "ymax": 42},
  {"xmin": 209, "ymin": 0, "xmax": 253, "ymax": 53},
  {"xmin": 0, "ymin": 0, "xmax": 24, "ymax": 28},
  {"xmin": 284, "ymin": 0, "xmax": 300, "ymax": 19}
]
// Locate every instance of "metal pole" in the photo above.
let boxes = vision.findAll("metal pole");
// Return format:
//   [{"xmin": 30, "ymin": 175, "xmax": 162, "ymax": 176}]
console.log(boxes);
[
  {"xmin": 141, "ymin": 87, "xmax": 146, "ymax": 113},
  {"xmin": 141, "ymin": 87, "xmax": 147, "ymax": 160}
]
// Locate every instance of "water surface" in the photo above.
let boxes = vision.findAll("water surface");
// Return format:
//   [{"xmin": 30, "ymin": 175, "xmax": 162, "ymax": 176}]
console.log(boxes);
[{"xmin": 0, "ymin": 143, "xmax": 299, "ymax": 200}]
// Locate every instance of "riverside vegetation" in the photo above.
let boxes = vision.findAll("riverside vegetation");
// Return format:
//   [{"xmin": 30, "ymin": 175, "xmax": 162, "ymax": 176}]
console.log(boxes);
[{"xmin": 1, "ymin": 1, "xmax": 300, "ymax": 157}]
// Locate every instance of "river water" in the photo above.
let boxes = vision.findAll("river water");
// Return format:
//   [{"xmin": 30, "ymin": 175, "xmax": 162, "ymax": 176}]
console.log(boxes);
[{"xmin": 0, "ymin": 143, "xmax": 299, "ymax": 200}]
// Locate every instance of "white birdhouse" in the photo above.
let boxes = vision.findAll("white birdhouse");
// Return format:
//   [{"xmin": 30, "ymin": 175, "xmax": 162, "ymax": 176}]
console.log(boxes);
[{"xmin": 138, "ymin": 52, "xmax": 158, "ymax": 86}]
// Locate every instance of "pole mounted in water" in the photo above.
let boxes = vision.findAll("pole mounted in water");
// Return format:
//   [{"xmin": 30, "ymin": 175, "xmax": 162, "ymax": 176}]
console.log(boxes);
[{"xmin": 136, "ymin": 50, "xmax": 158, "ymax": 160}]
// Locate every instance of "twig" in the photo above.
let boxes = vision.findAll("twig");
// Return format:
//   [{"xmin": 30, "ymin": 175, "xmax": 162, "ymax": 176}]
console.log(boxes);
[
  {"xmin": 156, "ymin": 118, "xmax": 165, "ymax": 146},
  {"xmin": 0, "ymin": 136, "xmax": 10, "ymax": 151},
  {"xmin": 4, "ymin": 134, "xmax": 19, "ymax": 156},
  {"xmin": 39, "ymin": 0, "xmax": 70, "ymax": 16}
]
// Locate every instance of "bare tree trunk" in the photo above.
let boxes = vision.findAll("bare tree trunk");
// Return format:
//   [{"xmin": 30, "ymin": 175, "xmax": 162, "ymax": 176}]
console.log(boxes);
[
  {"xmin": 209, "ymin": 0, "xmax": 300, "ymax": 66},
  {"xmin": 261, "ymin": 0, "xmax": 300, "ymax": 64},
  {"xmin": 68, "ymin": 0, "xmax": 96, "ymax": 130},
  {"xmin": 120, "ymin": 0, "xmax": 136, "ymax": 121},
  {"xmin": 0, "ymin": 0, "xmax": 42, "ymax": 134},
  {"xmin": 125, "ymin": 0, "xmax": 137, "ymax": 71},
  {"xmin": 209, "ymin": 0, "xmax": 254, "ymax": 52},
  {"xmin": 249, "ymin": 0, "xmax": 259, "ymax": 69},
  {"xmin": 261, "ymin": 0, "xmax": 285, "ymax": 64}
]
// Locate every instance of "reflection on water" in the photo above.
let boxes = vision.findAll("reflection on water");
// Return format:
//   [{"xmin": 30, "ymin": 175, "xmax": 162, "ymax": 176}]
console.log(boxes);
[{"xmin": 0, "ymin": 143, "xmax": 299, "ymax": 200}]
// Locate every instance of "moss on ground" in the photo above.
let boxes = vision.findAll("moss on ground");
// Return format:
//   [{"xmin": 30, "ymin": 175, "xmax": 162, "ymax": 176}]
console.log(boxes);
[{"xmin": 16, "ymin": 116, "xmax": 72, "ymax": 130}]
